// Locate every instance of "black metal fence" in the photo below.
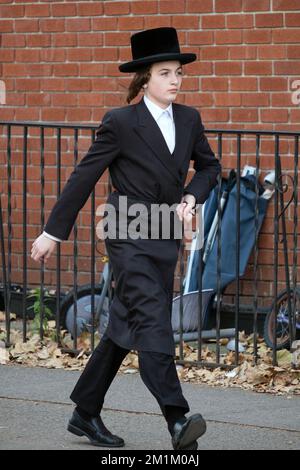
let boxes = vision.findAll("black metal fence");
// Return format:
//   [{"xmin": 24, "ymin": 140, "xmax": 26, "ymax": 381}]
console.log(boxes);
[{"xmin": 0, "ymin": 120, "xmax": 299, "ymax": 368}]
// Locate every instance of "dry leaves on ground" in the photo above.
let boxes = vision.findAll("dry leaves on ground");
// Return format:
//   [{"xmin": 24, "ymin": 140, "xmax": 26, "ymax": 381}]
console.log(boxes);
[{"xmin": 0, "ymin": 325, "xmax": 299, "ymax": 395}]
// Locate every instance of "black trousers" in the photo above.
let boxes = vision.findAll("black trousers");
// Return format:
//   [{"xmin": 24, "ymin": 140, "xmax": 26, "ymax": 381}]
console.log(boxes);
[{"xmin": 70, "ymin": 332, "xmax": 190, "ymax": 420}]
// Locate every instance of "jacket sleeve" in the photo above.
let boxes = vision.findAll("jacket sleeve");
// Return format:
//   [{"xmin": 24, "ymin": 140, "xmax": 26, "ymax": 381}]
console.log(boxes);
[
  {"xmin": 183, "ymin": 110, "xmax": 221, "ymax": 205},
  {"xmin": 43, "ymin": 111, "xmax": 120, "ymax": 240}
]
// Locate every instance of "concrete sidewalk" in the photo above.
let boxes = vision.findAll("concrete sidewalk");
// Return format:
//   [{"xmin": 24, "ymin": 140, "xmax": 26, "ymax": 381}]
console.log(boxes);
[{"xmin": 0, "ymin": 364, "xmax": 299, "ymax": 450}]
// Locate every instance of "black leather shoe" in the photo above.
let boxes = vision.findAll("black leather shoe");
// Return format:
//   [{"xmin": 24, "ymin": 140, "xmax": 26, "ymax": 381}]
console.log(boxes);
[
  {"xmin": 171, "ymin": 414, "xmax": 206, "ymax": 450},
  {"xmin": 67, "ymin": 409, "xmax": 125, "ymax": 447}
]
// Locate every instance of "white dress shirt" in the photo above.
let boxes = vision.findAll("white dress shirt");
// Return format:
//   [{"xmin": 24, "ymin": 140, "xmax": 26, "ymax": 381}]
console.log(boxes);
[
  {"xmin": 143, "ymin": 94, "xmax": 176, "ymax": 154},
  {"xmin": 43, "ymin": 95, "xmax": 176, "ymax": 243}
]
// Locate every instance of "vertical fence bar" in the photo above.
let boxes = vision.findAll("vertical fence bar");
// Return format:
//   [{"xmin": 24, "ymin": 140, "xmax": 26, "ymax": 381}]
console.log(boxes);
[
  {"xmin": 179, "ymin": 237, "xmax": 185, "ymax": 360},
  {"xmin": 22, "ymin": 126, "xmax": 28, "ymax": 342},
  {"xmin": 6, "ymin": 124, "xmax": 12, "ymax": 346},
  {"xmin": 273, "ymin": 135, "xmax": 279, "ymax": 365},
  {"xmin": 73, "ymin": 128, "xmax": 79, "ymax": 350},
  {"xmin": 235, "ymin": 133, "xmax": 241, "ymax": 365},
  {"xmin": 90, "ymin": 128, "xmax": 96, "ymax": 351},
  {"xmin": 292, "ymin": 136, "xmax": 298, "ymax": 335},
  {"xmin": 215, "ymin": 133, "xmax": 223, "ymax": 364},
  {"xmin": 55, "ymin": 127, "xmax": 62, "ymax": 345},
  {"xmin": 253, "ymin": 134, "xmax": 260, "ymax": 364},
  {"xmin": 39, "ymin": 126, "xmax": 45, "ymax": 341}
]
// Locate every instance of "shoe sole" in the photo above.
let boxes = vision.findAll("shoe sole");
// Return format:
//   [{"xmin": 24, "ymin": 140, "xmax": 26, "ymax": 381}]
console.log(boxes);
[
  {"xmin": 67, "ymin": 423, "xmax": 125, "ymax": 448},
  {"xmin": 173, "ymin": 415, "xmax": 206, "ymax": 450}
]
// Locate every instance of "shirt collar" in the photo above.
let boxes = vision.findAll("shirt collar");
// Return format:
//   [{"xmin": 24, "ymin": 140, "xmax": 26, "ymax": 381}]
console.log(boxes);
[{"xmin": 143, "ymin": 95, "xmax": 173, "ymax": 122}]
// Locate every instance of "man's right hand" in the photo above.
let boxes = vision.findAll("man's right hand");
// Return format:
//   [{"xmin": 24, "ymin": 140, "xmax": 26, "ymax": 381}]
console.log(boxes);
[{"xmin": 31, "ymin": 233, "xmax": 57, "ymax": 264}]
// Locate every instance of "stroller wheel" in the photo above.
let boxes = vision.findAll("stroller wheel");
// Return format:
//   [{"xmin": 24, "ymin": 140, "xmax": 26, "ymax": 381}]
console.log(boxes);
[{"xmin": 263, "ymin": 288, "xmax": 300, "ymax": 350}]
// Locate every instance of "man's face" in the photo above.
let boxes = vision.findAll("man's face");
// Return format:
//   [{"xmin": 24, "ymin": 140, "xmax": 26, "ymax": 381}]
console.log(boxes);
[{"xmin": 145, "ymin": 60, "xmax": 183, "ymax": 108}]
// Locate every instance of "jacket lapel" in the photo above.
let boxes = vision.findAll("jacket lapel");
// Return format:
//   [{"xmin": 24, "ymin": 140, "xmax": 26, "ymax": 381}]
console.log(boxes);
[{"xmin": 133, "ymin": 98, "xmax": 193, "ymax": 184}]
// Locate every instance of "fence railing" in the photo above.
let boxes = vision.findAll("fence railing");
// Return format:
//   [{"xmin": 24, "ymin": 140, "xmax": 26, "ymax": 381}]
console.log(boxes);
[{"xmin": 0, "ymin": 120, "xmax": 299, "ymax": 368}]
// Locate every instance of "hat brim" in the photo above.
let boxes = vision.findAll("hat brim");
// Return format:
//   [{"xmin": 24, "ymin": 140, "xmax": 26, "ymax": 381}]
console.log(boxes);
[{"xmin": 119, "ymin": 52, "xmax": 196, "ymax": 73}]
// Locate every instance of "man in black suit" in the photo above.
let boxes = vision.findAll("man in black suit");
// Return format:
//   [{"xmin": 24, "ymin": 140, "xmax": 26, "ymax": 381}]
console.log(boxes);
[{"xmin": 31, "ymin": 27, "xmax": 221, "ymax": 450}]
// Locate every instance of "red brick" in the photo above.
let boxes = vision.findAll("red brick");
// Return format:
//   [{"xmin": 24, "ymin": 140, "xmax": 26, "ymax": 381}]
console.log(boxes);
[
  {"xmin": 1, "ymin": 34, "xmax": 26, "ymax": 47},
  {"xmin": 52, "ymin": 94, "xmax": 77, "ymax": 107},
  {"xmin": 229, "ymin": 46, "xmax": 257, "ymax": 59},
  {"xmin": 16, "ymin": 79, "xmax": 40, "ymax": 91},
  {"xmin": 25, "ymin": 4, "xmax": 50, "ymax": 16},
  {"xmin": 26, "ymin": 34, "xmax": 51, "ymax": 47},
  {"xmin": 27, "ymin": 92, "xmax": 51, "ymax": 107},
  {"xmin": 51, "ymin": 3, "xmax": 76, "ymax": 16},
  {"xmin": 201, "ymin": 46, "xmax": 229, "ymax": 60},
  {"xmin": 243, "ymin": 30, "xmax": 271, "ymax": 43},
  {"xmin": 40, "ymin": 19, "xmax": 65, "ymax": 32},
  {"xmin": 257, "ymin": 45, "xmax": 286, "ymax": 59},
  {"xmin": 0, "ymin": 4, "xmax": 24, "ymax": 17},
  {"xmin": 275, "ymin": 61, "xmax": 300, "ymax": 75},
  {"xmin": 215, "ymin": 30, "xmax": 242, "ymax": 44},
  {"xmin": 159, "ymin": 0, "xmax": 185, "ymax": 13},
  {"xmin": 172, "ymin": 16, "xmax": 199, "ymax": 29},
  {"xmin": 67, "ymin": 49, "xmax": 92, "ymax": 62},
  {"xmin": 40, "ymin": 49, "xmax": 65, "ymax": 62},
  {"xmin": 65, "ymin": 18, "xmax": 91, "ymax": 32},
  {"xmin": 243, "ymin": 0, "xmax": 270, "ymax": 11},
  {"xmin": 41, "ymin": 108, "xmax": 65, "ymax": 122},
  {"xmin": 92, "ymin": 78, "xmax": 118, "ymax": 92},
  {"xmin": 271, "ymin": 93, "xmax": 294, "ymax": 107},
  {"xmin": 287, "ymin": 45, "xmax": 300, "ymax": 59},
  {"xmin": 78, "ymin": 93, "xmax": 104, "ymax": 107},
  {"xmin": 215, "ymin": 0, "xmax": 242, "ymax": 12},
  {"xmin": 186, "ymin": 0, "xmax": 213, "ymax": 13},
  {"xmin": 105, "ymin": 32, "xmax": 131, "ymax": 46},
  {"xmin": 53, "ymin": 34, "xmax": 77, "ymax": 47},
  {"xmin": 185, "ymin": 62, "xmax": 212, "ymax": 76},
  {"xmin": 260, "ymin": 77, "xmax": 288, "ymax": 91},
  {"xmin": 15, "ymin": 19, "xmax": 39, "ymax": 32},
  {"xmin": 53, "ymin": 64, "xmax": 78, "ymax": 76},
  {"xmin": 232, "ymin": 109, "xmax": 258, "ymax": 122},
  {"xmin": 104, "ymin": 1, "xmax": 130, "ymax": 15},
  {"xmin": 261, "ymin": 109, "xmax": 289, "ymax": 123},
  {"xmin": 40, "ymin": 79, "xmax": 65, "ymax": 91},
  {"xmin": 230, "ymin": 77, "xmax": 258, "ymax": 91},
  {"xmin": 185, "ymin": 93, "xmax": 213, "ymax": 106},
  {"xmin": 94, "ymin": 48, "xmax": 118, "ymax": 62},
  {"xmin": 214, "ymin": 93, "xmax": 241, "ymax": 106},
  {"xmin": 15, "ymin": 50, "xmax": 40, "ymax": 62},
  {"xmin": 118, "ymin": 17, "xmax": 144, "ymax": 30},
  {"xmin": 0, "ymin": 49, "xmax": 14, "ymax": 62},
  {"xmin": 242, "ymin": 93, "xmax": 270, "ymax": 106},
  {"xmin": 0, "ymin": 20, "xmax": 13, "ymax": 32},
  {"xmin": 92, "ymin": 17, "xmax": 118, "ymax": 31},
  {"xmin": 77, "ymin": 2, "xmax": 103, "ymax": 16},
  {"xmin": 144, "ymin": 15, "xmax": 172, "ymax": 28},
  {"xmin": 200, "ymin": 108, "xmax": 229, "ymax": 122},
  {"xmin": 201, "ymin": 14, "xmax": 225, "ymax": 29},
  {"xmin": 227, "ymin": 14, "xmax": 254, "ymax": 28},
  {"xmin": 255, "ymin": 13, "xmax": 283, "ymax": 28},
  {"xmin": 188, "ymin": 31, "xmax": 214, "ymax": 45},
  {"xmin": 286, "ymin": 13, "xmax": 300, "ymax": 27},
  {"xmin": 273, "ymin": 0, "xmax": 300, "ymax": 10},
  {"xmin": 245, "ymin": 62, "xmax": 272, "ymax": 75},
  {"xmin": 215, "ymin": 62, "xmax": 242, "ymax": 75},
  {"xmin": 273, "ymin": 29, "xmax": 300, "ymax": 43},
  {"xmin": 202, "ymin": 77, "xmax": 229, "ymax": 90},
  {"xmin": 78, "ymin": 33, "xmax": 104, "ymax": 46},
  {"xmin": 79, "ymin": 64, "xmax": 104, "ymax": 76},
  {"xmin": 131, "ymin": 1, "xmax": 158, "ymax": 14},
  {"xmin": 65, "ymin": 79, "xmax": 91, "ymax": 92}
]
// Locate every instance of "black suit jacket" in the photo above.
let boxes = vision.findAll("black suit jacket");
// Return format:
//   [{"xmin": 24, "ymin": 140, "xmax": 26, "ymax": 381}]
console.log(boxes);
[{"xmin": 44, "ymin": 97, "xmax": 221, "ymax": 240}]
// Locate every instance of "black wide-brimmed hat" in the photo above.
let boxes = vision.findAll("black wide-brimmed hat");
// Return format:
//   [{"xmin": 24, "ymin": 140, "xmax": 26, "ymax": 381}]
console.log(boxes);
[{"xmin": 119, "ymin": 27, "xmax": 196, "ymax": 73}]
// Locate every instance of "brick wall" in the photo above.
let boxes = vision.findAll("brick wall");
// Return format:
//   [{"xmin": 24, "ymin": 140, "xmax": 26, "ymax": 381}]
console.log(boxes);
[{"xmin": 0, "ymin": 0, "xmax": 299, "ymax": 305}]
